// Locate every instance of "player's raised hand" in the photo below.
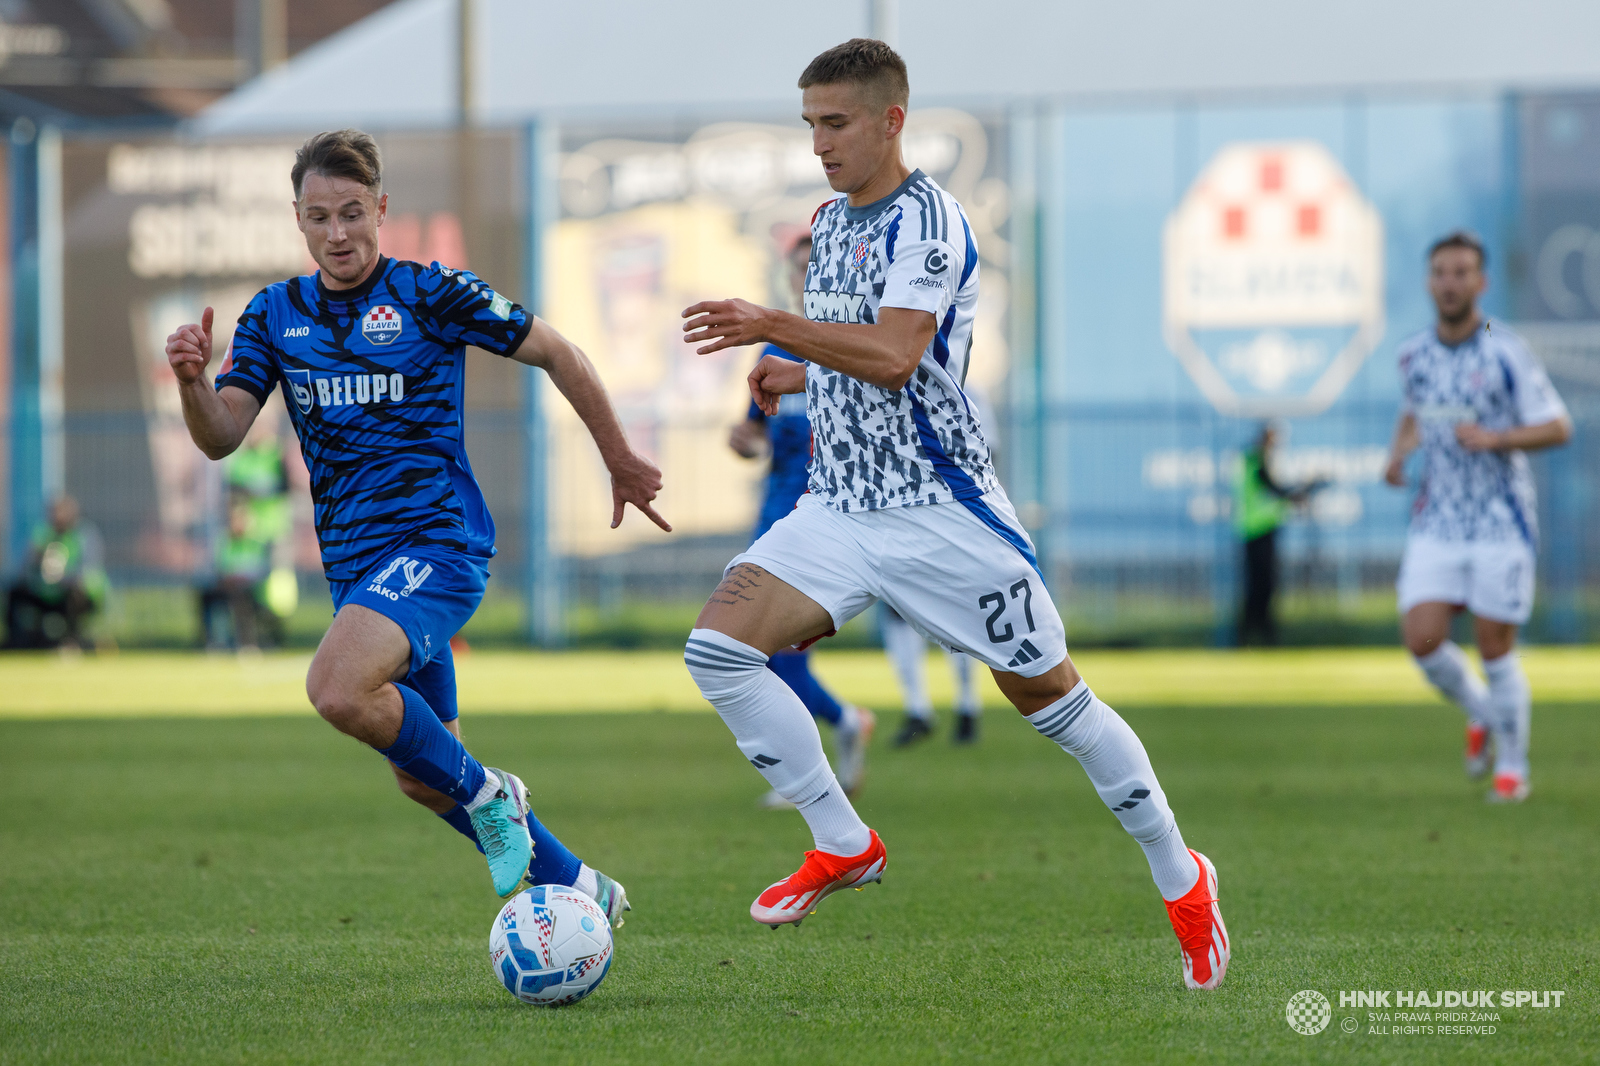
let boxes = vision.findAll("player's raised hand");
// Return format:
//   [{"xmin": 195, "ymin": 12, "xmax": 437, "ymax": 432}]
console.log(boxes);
[
  {"xmin": 1383, "ymin": 454, "xmax": 1406, "ymax": 486},
  {"xmin": 166, "ymin": 306, "xmax": 215, "ymax": 386},
  {"xmin": 748, "ymin": 355, "xmax": 807, "ymax": 416},
  {"xmin": 609, "ymin": 449, "xmax": 672, "ymax": 532},
  {"xmin": 682, "ymin": 298, "xmax": 770, "ymax": 355}
]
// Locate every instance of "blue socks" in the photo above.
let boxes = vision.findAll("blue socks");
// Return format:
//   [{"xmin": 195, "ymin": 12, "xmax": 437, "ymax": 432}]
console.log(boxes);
[
  {"xmin": 391, "ymin": 657, "xmax": 585, "ymax": 887},
  {"xmin": 439, "ymin": 804, "xmax": 483, "ymax": 853},
  {"xmin": 378, "ymin": 684, "xmax": 486, "ymax": 806},
  {"xmin": 437, "ymin": 793, "xmax": 584, "ymax": 886},
  {"xmin": 767, "ymin": 649, "xmax": 844, "ymax": 726},
  {"xmin": 407, "ymin": 644, "xmax": 459, "ymax": 724}
]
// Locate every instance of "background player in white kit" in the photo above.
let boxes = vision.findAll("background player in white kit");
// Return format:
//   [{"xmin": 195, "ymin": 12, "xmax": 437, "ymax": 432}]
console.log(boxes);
[
  {"xmin": 1385, "ymin": 232, "xmax": 1571, "ymax": 802},
  {"xmin": 679, "ymin": 39, "xmax": 1229, "ymax": 990}
]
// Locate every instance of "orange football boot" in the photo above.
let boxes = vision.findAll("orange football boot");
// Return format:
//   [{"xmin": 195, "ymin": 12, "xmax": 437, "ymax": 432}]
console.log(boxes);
[
  {"xmin": 751, "ymin": 830, "xmax": 887, "ymax": 927},
  {"xmin": 1464, "ymin": 723, "xmax": 1492, "ymax": 780},
  {"xmin": 1164, "ymin": 849, "xmax": 1230, "ymax": 990}
]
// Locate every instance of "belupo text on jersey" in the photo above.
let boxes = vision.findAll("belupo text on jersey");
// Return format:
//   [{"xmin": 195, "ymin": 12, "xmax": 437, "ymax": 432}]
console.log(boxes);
[{"xmin": 285, "ymin": 370, "xmax": 407, "ymax": 412}]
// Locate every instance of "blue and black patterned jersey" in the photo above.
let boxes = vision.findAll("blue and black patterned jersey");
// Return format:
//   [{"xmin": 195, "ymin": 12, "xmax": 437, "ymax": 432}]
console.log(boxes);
[
  {"xmin": 214, "ymin": 257, "xmax": 531, "ymax": 581},
  {"xmin": 746, "ymin": 343, "xmax": 813, "ymax": 540}
]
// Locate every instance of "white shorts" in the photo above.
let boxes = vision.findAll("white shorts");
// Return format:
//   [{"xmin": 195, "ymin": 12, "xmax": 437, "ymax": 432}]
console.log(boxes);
[
  {"xmin": 731, "ymin": 490, "xmax": 1067, "ymax": 678},
  {"xmin": 1396, "ymin": 535, "xmax": 1536, "ymax": 625}
]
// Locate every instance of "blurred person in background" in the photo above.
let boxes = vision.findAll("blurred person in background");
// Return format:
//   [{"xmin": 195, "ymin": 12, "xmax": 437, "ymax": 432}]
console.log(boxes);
[
  {"xmin": 1384, "ymin": 231, "xmax": 1571, "ymax": 803},
  {"xmin": 730, "ymin": 232, "xmax": 875, "ymax": 807},
  {"xmin": 199, "ymin": 497, "xmax": 272, "ymax": 651},
  {"xmin": 1233, "ymin": 420, "xmax": 1317, "ymax": 647},
  {"xmin": 213, "ymin": 407, "xmax": 298, "ymax": 647},
  {"xmin": 4, "ymin": 495, "xmax": 107, "ymax": 651},
  {"xmin": 882, "ymin": 601, "xmax": 982, "ymax": 745}
]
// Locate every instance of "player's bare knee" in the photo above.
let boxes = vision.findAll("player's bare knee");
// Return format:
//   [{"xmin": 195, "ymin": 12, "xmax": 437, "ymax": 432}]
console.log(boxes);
[
  {"xmin": 306, "ymin": 672, "xmax": 367, "ymax": 733},
  {"xmin": 994, "ymin": 658, "xmax": 1081, "ymax": 715},
  {"xmin": 1404, "ymin": 629, "xmax": 1444, "ymax": 658}
]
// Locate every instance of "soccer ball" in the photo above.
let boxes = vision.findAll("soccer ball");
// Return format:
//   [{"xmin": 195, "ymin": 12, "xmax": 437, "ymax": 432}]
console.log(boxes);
[{"xmin": 489, "ymin": 885, "xmax": 614, "ymax": 1006}]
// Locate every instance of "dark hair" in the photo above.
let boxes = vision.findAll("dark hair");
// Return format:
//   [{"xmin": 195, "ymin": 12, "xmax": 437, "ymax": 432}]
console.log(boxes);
[
  {"xmin": 292, "ymin": 129, "xmax": 382, "ymax": 200},
  {"xmin": 1428, "ymin": 230, "xmax": 1486, "ymax": 269},
  {"xmin": 798, "ymin": 38, "xmax": 909, "ymax": 109}
]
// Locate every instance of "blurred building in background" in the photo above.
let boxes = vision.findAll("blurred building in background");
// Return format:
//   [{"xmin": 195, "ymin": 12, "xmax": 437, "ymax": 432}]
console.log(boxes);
[{"xmin": 7, "ymin": 0, "xmax": 1600, "ymax": 647}]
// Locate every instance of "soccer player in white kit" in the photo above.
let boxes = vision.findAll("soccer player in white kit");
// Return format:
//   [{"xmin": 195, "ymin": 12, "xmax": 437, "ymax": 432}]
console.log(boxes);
[
  {"xmin": 1384, "ymin": 232, "xmax": 1571, "ymax": 802},
  {"xmin": 679, "ymin": 39, "xmax": 1229, "ymax": 990}
]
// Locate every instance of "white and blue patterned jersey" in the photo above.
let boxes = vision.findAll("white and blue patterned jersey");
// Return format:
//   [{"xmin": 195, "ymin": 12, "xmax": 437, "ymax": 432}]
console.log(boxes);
[
  {"xmin": 803, "ymin": 169, "xmax": 997, "ymax": 513},
  {"xmin": 1398, "ymin": 321, "xmax": 1567, "ymax": 546}
]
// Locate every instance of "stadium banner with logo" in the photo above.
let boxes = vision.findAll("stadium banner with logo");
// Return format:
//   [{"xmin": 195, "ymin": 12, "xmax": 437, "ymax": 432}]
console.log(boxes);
[{"xmin": 1028, "ymin": 96, "xmax": 1518, "ymax": 606}]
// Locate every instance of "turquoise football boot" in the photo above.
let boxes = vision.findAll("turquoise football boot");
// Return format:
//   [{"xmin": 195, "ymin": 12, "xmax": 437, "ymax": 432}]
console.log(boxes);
[
  {"xmin": 470, "ymin": 769, "xmax": 533, "ymax": 898},
  {"xmin": 590, "ymin": 869, "xmax": 631, "ymax": 929}
]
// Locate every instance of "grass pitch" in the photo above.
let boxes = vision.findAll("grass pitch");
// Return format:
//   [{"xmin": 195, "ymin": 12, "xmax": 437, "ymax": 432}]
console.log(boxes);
[{"xmin": 1, "ymin": 650, "xmax": 1596, "ymax": 1064}]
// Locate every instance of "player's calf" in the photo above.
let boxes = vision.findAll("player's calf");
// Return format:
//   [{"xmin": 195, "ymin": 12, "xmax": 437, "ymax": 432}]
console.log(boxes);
[
  {"xmin": 1003, "ymin": 664, "xmax": 1224, "ymax": 988},
  {"xmin": 391, "ymin": 763, "xmax": 456, "ymax": 813}
]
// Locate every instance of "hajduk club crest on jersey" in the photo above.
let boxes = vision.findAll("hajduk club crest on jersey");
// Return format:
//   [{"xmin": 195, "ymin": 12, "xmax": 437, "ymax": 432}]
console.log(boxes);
[
  {"xmin": 363, "ymin": 305, "xmax": 403, "ymax": 346},
  {"xmin": 852, "ymin": 238, "xmax": 870, "ymax": 269}
]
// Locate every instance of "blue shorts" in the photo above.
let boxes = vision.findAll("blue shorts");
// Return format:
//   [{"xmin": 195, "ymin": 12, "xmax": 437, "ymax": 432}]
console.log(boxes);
[{"xmin": 330, "ymin": 548, "xmax": 489, "ymax": 680}]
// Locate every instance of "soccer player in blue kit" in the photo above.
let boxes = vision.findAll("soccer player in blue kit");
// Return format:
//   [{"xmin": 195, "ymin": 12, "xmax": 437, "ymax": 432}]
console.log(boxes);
[
  {"xmin": 729, "ymin": 233, "xmax": 874, "ymax": 807},
  {"xmin": 165, "ymin": 130, "xmax": 668, "ymax": 919}
]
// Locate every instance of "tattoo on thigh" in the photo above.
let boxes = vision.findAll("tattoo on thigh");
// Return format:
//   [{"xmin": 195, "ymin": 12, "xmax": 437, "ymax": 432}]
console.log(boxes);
[{"xmin": 709, "ymin": 563, "xmax": 764, "ymax": 606}]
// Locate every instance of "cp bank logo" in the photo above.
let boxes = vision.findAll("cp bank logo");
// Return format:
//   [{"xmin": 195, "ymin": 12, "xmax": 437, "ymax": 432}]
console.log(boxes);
[
  {"xmin": 1163, "ymin": 142, "xmax": 1385, "ymax": 417},
  {"xmin": 1286, "ymin": 989, "xmax": 1332, "ymax": 1035}
]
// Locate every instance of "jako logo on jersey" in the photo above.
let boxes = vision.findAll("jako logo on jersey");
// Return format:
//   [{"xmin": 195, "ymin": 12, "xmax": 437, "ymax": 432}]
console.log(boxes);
[
  {"xmin": 284, "ymin": 368, "xmax": 406, "ymax": 413},
  {"xmin": 924, "ymin": 248, "xmax": 949, "ymax": 274},
  {"xmin": 852, "ymin": 238, "xmax": 870, "ymax": 269},
  {"xmin": 804, "ymin": 289, "xmax": 867, "ymax": 324},
  {"xmin": 362, "ymin": 305, "xmax": 403, "ymax": 346},
  {"xmin": 366, "ymin": 555, "xmax": 433, "ymax": 600},
  {"xmin": 282, "ymin": 325, "xmax": 310, "ymax": 338}
]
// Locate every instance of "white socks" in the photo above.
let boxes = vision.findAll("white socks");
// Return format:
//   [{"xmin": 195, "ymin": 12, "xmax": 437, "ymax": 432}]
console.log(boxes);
[
  {"xmin": 463, "ymin": 768, "xmax": 501, "ymax": 813},
  {"xmin": 1026, "ymin": 682, "xmax": 1199, "ymax": 900},
  {"xmin": 1483, "ymin": 653, "xmax": 1531, "ymax": 778},
  {"xmin": 686, "ymin": 629, "xmax": 872, "ymax": 856},
  {"xmin": 837, "ymin": 701, "xmax": 862, "ymax": 737},
  {"xmin": 573, "ymin": 863, "xmax": 598, "ymax": 899},
  {"xmin": 1414, "ymin": 641, "xmax": 1490, "ymax": 727},
  {"xmin": 949, "ymin": 651, "xmax": 980, "ymax": 717},
  {"xmin": 882, "ymin": 610, "xmax": 934, "ymax": 721}
]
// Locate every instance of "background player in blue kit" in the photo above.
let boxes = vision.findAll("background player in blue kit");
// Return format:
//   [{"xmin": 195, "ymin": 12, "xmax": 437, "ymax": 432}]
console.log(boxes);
[
  {"xmin": 729, "ymin": 234, "xmax": 873, "ymax": 807},
  {"xmin": 165, "ymin": 130, "xmax": 668, "ymax": 918}
]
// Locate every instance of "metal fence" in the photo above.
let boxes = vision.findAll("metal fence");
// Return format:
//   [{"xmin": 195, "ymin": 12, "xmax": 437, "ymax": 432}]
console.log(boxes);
[{"xmin": 17, "ymin": 384, "xmax": 1596, "ymax": 649}]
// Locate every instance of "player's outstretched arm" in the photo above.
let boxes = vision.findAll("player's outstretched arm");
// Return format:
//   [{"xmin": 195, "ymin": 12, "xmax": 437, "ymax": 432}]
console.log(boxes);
[
  {"xmin": 682, "ymin": 299, "xmax": 935, "ymax": 391},
  {"xmin": 510, "ymin": 317, "xmax": 671, "ymax": 532},
  {"xmin": 166, "ymin": 306, "xmax": 261, "ymax": 460},
  {"xmin": 1455, "ymin": 416, "xmax": 1572, "ymax": 453}
]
